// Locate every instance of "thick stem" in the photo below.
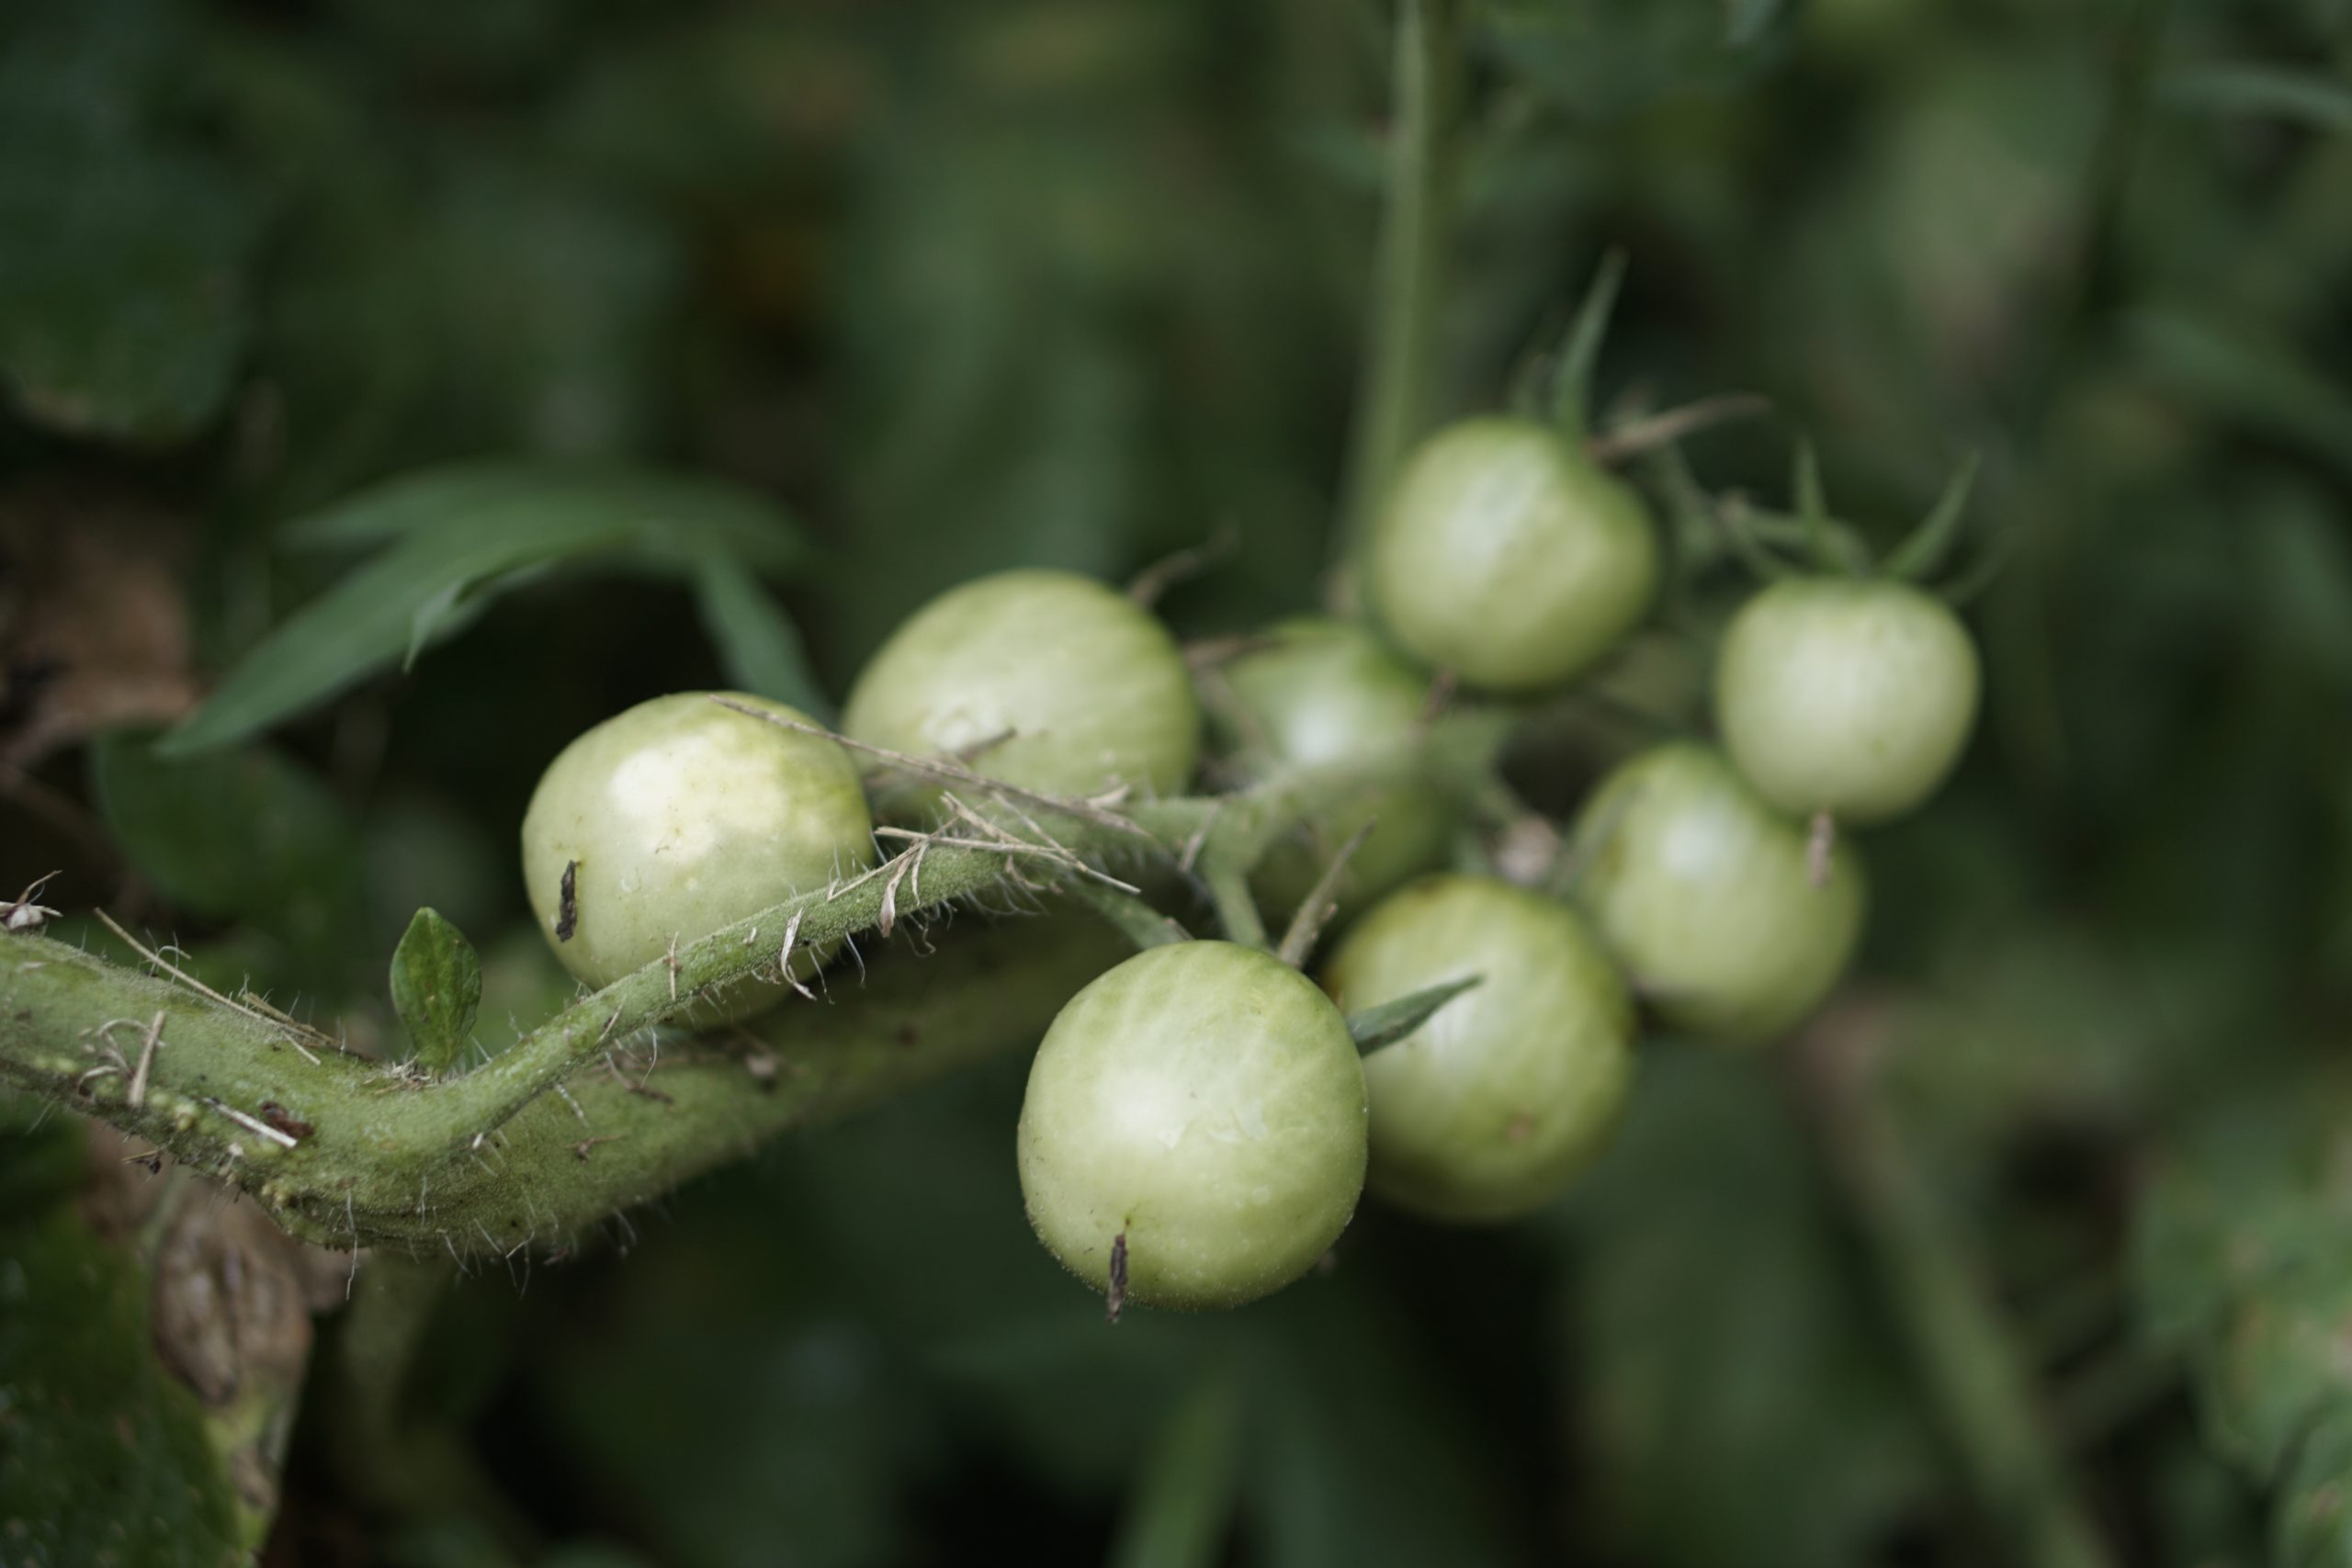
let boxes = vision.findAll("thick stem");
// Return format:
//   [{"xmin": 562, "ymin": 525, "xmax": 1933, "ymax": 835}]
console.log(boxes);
[
  {"xmin": 1, "ymin": 719, "xmax": 1503, "ymax": 1258},
  {"xmin": 2, "ymin": 916, "xmax": 1125, "ymax": 1257},
  {"xmin": 1332, "ymin": 0, "xmax": 1457, "ymax": 606},
  {"xmin": 1796, "ymin": 999, "xmax": 2117, "ymax": 1568}
]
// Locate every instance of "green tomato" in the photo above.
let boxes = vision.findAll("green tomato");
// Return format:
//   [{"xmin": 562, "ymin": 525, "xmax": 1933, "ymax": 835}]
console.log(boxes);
[
  {"xmin": 1714, "ymin": 578, "xmax": 1980, "ymax": 825},
  {"xmin": 842, "ymin": 569, "xmax": 1201, "ymax": 804},
  {"xmin": 1322, "ymin": 874, "xmax": 1634, "ymax": 1224},
  {"xmin": 1016, "ymin": 941, "xmax": 1368, "ymax": 1310},
  {"xmin": 520, "ymin": 692, "xmax": 874, "ymax": 1021},
  {"xmin": 1567, "ymin": 743, "xmax": 1863, "ymax": 1045},
  {"xmin": 1215, "ymin": 617, "xmax": 1453, "ymax": 917},
  {"xmin": 1369, "ymin": 417, "xmax": 1658, "ymax": 692}
]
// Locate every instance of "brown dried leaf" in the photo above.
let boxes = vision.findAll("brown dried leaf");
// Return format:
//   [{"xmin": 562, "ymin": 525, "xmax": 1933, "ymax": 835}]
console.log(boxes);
[{"xmin": 0, "ymin": 484, "xmax": 198, "ymax": 767}]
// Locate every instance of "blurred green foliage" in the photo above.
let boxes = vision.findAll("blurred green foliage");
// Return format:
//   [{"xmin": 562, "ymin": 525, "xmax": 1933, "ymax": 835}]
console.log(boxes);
[{"xmin": 5, "ymin": 0, "xmax": 2352, "ymax": 1562}]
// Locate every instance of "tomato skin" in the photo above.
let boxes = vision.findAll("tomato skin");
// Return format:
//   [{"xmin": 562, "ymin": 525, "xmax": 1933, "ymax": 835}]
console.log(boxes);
[
  {"xmin": 1215, "ymin": 617, "xmax": 1453, "ymax": 917},
  {"xmin": 842, "ymin": 570, "xmax": 1200, "ymax": 804},
  {"xmin": 1322, "ymin": 874, "xmax": 1634, "ymax": 1223},
  {"xmin": 1016, "ymin": 941, "xmax": 1368, "ymax": 1310},
  {"xmin": 1567, "ymin": 743, "xmax": 1864, "ymax": 1045},
  {"xmin": 1369, "ymin": 417, "xmax": 1658, "ymax": 692},
  {"xmin": 520, "ymin": 693, "xmax": 875, "ymax": 1021},
  {"xmin": 1715, "ymin": 578, "xmax": 1980, "ymax": 824}
]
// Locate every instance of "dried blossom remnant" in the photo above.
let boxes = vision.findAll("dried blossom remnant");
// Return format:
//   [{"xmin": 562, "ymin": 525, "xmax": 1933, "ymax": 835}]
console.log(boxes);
[
  {"xmin": 259, "ymin": 1102, "xmax": 314, "ymax": 1143},
  {"xmin": 1106, "ymin": 1229, "xmax": 1129, "ymax": 1325},
  {"xmin": 2, "ymin": 871, "xmax": 61, "ymax": 933},
  {"xmin": 555, "ymin": 860, "xmax": 580, "ymax": 942}
]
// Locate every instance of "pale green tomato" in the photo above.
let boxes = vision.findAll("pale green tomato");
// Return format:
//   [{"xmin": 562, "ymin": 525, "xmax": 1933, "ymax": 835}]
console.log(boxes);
[
  {"xmin": 1370, "ymin": 417, "xmax": 1658, "ymax": 692},
  {"xmin": 520, "ymin": 692, "xmax": 874, "ymax": 1021},
  {"xmin": 1016, "ymin": 941, "xmax": 1367, "ymax": 1310},
  {"xmin": 1322, "ymin": 874, "xmax": 1634, "ymax": 1224},
  {"xmin": 1715, "ymin": 578, "xmax": 1980, "ymax": 824},
  {"xmin": 842, "ymin": 570, "xmax": 1200, "ymax": 804},
  {"xmin": 1567, "ymin": 743, "xmax": 1864, "ymax": 1045},
  {"xmin": 1215, "ymin": 617, "xmax": 1453, "ymax": 918}
]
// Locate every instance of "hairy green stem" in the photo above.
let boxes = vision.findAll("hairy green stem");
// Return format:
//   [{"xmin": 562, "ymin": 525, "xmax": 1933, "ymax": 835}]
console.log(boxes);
[
  {"xmin": 1333, "ymin": 0, "xmax": 1457, "ymax": 605},
  {"xmin": 0, "ymin": 721, "xmax": 1503, "ymax": 1258}
]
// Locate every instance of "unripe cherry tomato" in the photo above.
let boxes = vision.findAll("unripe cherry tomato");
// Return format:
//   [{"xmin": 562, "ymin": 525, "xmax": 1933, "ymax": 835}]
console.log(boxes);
[
  {"xmin": 1322, "ymin": 874, "xmax": 1634, "ymax": 1223},
  {"xmin": 1016, "ymin": 941, "xmax": 1368, "ymax": 1310},
  {"xmin": 520, "ymin": 693, "xmax": 873, "ymax": 1021},
  {"xmin": 1215, "ymin": 617, "xmax": 1453, "ymax": 916},
  {"xmin": 1714, "ymin": 578, "xmax": 1980, "ymax": 824},
  {"xmin": 1369, "ymin": 417, "xmax": 1658, "ymax": 692},
  {"xmin": 1567, "ymin": 743, "xmax": 1863, "ymax": 1044},
  {"xmin": 843, "ymin": 570, "xmax": 1200, "ymax": 803}
]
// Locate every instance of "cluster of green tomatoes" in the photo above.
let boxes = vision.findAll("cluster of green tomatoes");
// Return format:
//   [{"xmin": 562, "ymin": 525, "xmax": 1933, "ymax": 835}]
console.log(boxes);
[{"xmin": 517, "ymin": 409, "xmax": 1982, "ymax": 1316}]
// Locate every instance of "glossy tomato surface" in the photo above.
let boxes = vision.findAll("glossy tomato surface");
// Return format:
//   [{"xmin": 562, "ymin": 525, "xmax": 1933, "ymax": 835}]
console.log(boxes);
[
  {"xmin": 1016, "ymin": 941, "xmax": 1368, "ymax": 1310},
  {"xmin": 1568, "ymin": 743, "xmax": 1863, "ymax": 1044},
  {"xmin": 1323, "ymin": 874, "xmax": 1634, "ymax": 1222},
  {"xmin": 1715, "ymin": 578, "xmax": 1980, "ymax": 823},
  {"xmin": 1216, "ymin": 617, "xmax": 1453, "ymax": 917},
  {"xmin": 1370, "ymin": 417, "xmax": 1657, "ymax": 692},
  {"xmin": 520, "ymin": 692, "xmax": 873, "ymax": 1020},
  {"xmin": 842, "ymin": 569, "xmax": 1200, "ymax": 804}
]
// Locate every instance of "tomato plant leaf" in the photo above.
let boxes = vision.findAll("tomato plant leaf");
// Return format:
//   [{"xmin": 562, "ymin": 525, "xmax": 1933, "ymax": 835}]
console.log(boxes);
[
  {"xmin": 390, "ymin": 907, "xmax": 484, "ymax": 1075},
  {"xmin": 692, "ymin": 552, "xmax": 833, "ymax": 720},
  {"xmin": 286, "ymin": 460, "xmax": 808, "ymax": 578},
  {"xmin": 164, "ymin": 461, "xmax": 814, "ymax": 756},
  {"xmin": 1347, "ymin": 976, "xmax": 1481, "ymax": 1055},
  {"xmin": 161, "ymin": 512, "xmax": 637, "ymax": 756},
  {"xmin": 89, "ymin": 730, "xmax": 368, "ymax": 986}
]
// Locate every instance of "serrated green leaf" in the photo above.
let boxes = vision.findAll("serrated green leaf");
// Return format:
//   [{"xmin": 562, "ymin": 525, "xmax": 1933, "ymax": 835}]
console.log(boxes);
[
  {"xmin": 2162, "ymin": 63, "xmax": 2352, "ymax": 138},
  {"xmin": 1347, "ymin": 976, "xmax": 1481, "ymax": 1055},
  {"xmin": 692, "ymin": 552, "xmax": 832, "ymax": 720},
  {"xmin": 163, "ymin": 509, "xmax": 635, "ymax": 756},
  {"xmin": 164, "ymin": 463, "xmax": 812, "ymax": 755},
  {"xmin": 390, "ymin": 908, "xmax": 483, "ymax": 1074},
  {"xmin": 0, "ymin": 1209, "xmax": 243, "ymax": 1567},
  {"xmin": 286, "ymin": 460, "xmax": 808, "ymax": 578}
]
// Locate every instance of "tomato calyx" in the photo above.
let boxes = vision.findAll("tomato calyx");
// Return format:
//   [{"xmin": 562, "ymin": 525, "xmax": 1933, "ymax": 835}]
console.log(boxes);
[{"xmin": 1714, "ymin": 439, "xmax": 1998, "ymax": 604}]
